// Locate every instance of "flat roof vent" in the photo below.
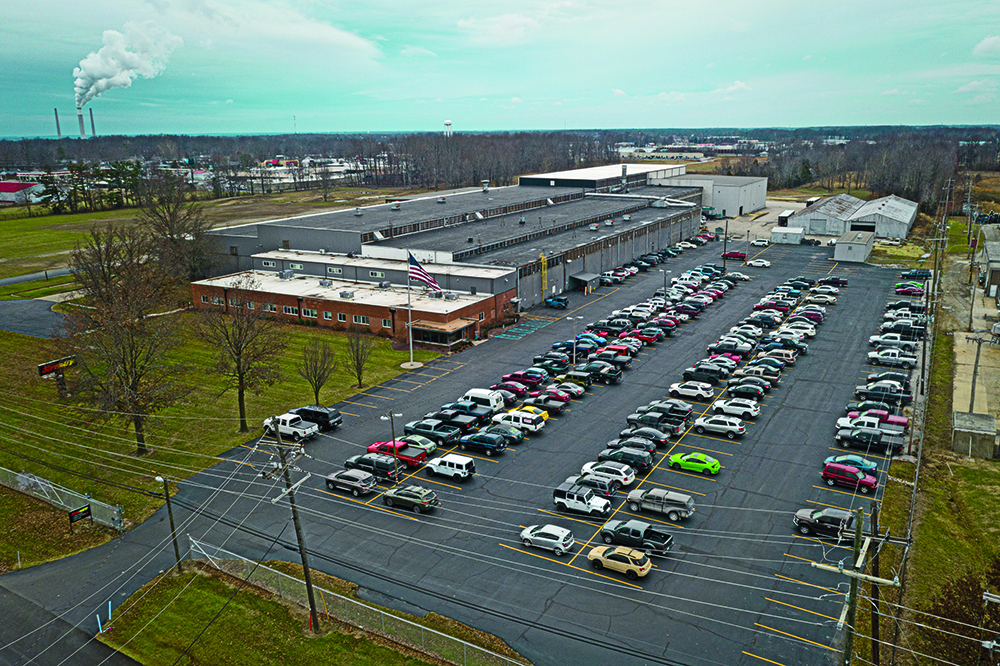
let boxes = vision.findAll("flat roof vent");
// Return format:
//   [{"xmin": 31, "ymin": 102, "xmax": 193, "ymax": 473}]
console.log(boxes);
[
  {"xmin": 354, "ymin": 207, "xmax": 363, "ymax": 216},
  {"xmin": 319, "ymin": 279, "xmax": 333, "ymax": 287},
  {"xmin": 278, "ymin": 269, "xmax": 294, "ymax": 279},
  {"xmin": 340, "ymin": 291, "xmax": 354, "ymax": 299},
  {"xmin": 378, "ymin": 281, "xmax": 391, "ymax": 289},
  {"xmin": 437, "ymin": 196, "xmax": 446, "ymax": 203},
  {"xmin": 444, "ymin": 292, "xmax": 459, "ymax": 301},
  {"xmin": 428, "ymin": 291, "xmax": 443, "ymax": 299},
  {"xmin": 391, "ymin": 202, "xmax": 401, "ymax": 210}
]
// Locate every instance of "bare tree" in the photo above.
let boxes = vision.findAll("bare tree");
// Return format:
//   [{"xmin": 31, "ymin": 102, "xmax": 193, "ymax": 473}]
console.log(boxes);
[
  {"xmin": 138, "ymin": 171, "xmax": 215, "ymax": 280},
  {"xmin": 298, "ymin": 338, "xmax": 337, "ymax": 404},
  {"xmin": 343, "ymin": 327, "xmax": 376, "ymax": 389},
  {"xmin": 316, "ymin": 164, "xmax": 334, "ymax": 202},
  {"xmin": 199, "ymin": 275, "xmax": 288, "ymax": 432},
  {"xmin": 64, "ymin": 225, "xmax": 187, "ymax": 455}
]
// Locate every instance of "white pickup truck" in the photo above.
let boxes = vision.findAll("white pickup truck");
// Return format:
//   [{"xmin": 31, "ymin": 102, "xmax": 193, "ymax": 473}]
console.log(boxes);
[
  {"xmin": 263, "ymin": 413, "xmax": 319, "ymax": 441},
  {"xmin": 867, "ymin": 348, "xmax": 917, "ymax": 369},
  {"xmin": 868, "ymin": 333, "xmax": 917, "ymax": 352},
  {"xmin": 835, "ymin": 414, "xmax": 906, "ymax": 436}
]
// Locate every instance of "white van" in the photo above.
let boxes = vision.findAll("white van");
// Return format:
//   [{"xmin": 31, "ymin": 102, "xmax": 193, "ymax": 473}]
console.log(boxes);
[
  {"xmin": 493, "ymin": 410, "xmax": 545, "ymax": 433},
  {"xmin": 425, "ymin": 453, "xmax": 476, "ymax": 481},
  {"xmin": 461, "ymin": 389, "xmax": 505, "ymax": 414}
]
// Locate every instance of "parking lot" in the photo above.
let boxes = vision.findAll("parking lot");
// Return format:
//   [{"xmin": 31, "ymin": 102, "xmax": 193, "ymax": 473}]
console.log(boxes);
[{"xmin": 187, "ymin": 240, "xmax": 903, "ymax": 666}]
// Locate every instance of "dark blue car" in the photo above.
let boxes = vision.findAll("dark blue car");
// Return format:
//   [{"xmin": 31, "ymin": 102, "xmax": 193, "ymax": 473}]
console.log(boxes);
[{"xmin": 457, "ymin": 433, "xmax": 507, "ymax": 457}]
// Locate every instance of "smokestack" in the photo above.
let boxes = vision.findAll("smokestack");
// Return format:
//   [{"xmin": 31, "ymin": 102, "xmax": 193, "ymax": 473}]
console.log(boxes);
[
  {"xmin": 89, "ymin": 108, "xmax": 96, "ymax": 138},
  {"xmin": 54, "ymin": 108, "xmax": 62, "ymax": 140},
  {"xmin": 77, "ymin": 106, "xmax": 86, "ymax": 139}
]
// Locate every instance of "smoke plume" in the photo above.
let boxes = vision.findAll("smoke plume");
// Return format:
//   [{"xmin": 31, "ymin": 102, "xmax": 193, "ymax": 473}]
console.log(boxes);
[{"xmin": 73, "ymin": 21, "xmax": 183, "ymax": 108}]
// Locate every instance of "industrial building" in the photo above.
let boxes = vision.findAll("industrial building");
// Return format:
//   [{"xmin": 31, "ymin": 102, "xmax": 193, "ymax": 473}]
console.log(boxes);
[
  {"xmin": 769, "ymin": 227, "xmax": 805, "ymax": 245},
  {"xmin": 203, "ymin": 164, "xmax": 709, "ymax": 346},
  {"xmin": 790, "ymin": 194, "xmax": 918, "ymax": 239},
  {"xmin": 833, "ymin": 231, "xmax": 875, "ymax": 263},
  {"xmin": 655, "ymin": 174, "xmax": 768, "ymax": 218}
]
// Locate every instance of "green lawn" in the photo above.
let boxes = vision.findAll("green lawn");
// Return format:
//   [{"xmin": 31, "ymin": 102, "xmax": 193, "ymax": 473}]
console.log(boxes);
[
  {"xmin": 100, "ymin": 567, "xmax": 438, "ymax": 666},
  {"xmin": 0, "ymin": 315, "xmax": 437, "ymax": 547},
  {"xmin": 946, "ymin": 217, "xmax": 975, "ymax": 255},
  {"xmin": 0, "ymin": 275, "xmax": 78, "ymax": 301}
]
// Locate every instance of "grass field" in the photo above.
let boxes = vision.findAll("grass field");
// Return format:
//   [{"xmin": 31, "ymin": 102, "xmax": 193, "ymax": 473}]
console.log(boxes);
[
  {"xmin": 99, "ymin": 566, "xmax": 440, "ymax": 666},
  {"xmin": 0, "ymin": 275, "xmax": 78, "ymax": 301},
  {"xmin": 0, "ymin": 316, "xmax": 437, "ymax": 570}
]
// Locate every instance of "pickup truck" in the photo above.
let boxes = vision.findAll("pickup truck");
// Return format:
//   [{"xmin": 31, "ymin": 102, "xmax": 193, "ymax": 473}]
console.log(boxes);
[
  {"xmin": 587, "ymin": 350, "xmax": 632, "ymax": 369},
  {"xmin": 625, "ymin": 488, "xmax": 695, "ymax": 521},
  {"xmin": 576, "ymin": 361, "xmax": 623, "ymax": 385},
  {"xmin": 423, "ymin": 409, "xmax": 479, "ymax": 433},
  {"xmin": 835, "ymin": 427, "xmax": 905, "ymax": 455},
  {"xmin": 403, "ymin": 419, "xmax": 461, "ymax": 444},
  {"xmin": 854, "ymin": 382, "xmax": 913, "ymax": 406},
  {"xmin": 599, "ymin": 519, "xmax": 674, "ymax": 554},
  {"xmin": 626, "ymin": 412, "xmax": 684, "ymax": 435},
  {"xmin": 440, "ymin": 401, "xmax": 493, "ymax": 422},
  {"xmin": 868, "ymin": 333, "xmax": 918, "ymax": 352},
  {"xmin": 846, "ymin": 408, "xmax": 909, "ymax": 429},
  {"xmin": 263, "ymin": 413, "xmax": 319, "ymax": 442},
  {"xmin": 868, "ymin": 348, "xmax": 917, "ymax": 369},
  {"xmin": 835, "ymin": 415, "xmax": 905, "ymax": 436},
  {"xmin": 366, "ymin": 441, "xmax": 428, "ymax": 468}
]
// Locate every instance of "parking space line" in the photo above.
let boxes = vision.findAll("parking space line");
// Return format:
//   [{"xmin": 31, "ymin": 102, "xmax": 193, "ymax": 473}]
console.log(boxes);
[
  {"xmin": 342, "ymin": 400, "xmax": 379, "ymax": 408},
  {"xmin": 806, "ymin": 499, "xmax": 868, "ymax": 516},
  {"xmin": 783, "ymin": 552, "xmax": 818, "ymax": 564},
  {"xmin": 454, "ymin": 450, "xmax": 501, "ymax": 463},
  {"xmin": 374, "ymin": 385, "xmax": 412, "ymax": 393},
  {"xmin": 404, "ymin": 372, "xmax": 442, "ymax": 379},
  {"xmin": 826, "ymin": 447, "xmax": 892, "ymax": 462},
  {"xmin": 687, "ymin": 433, "xmax": 743, "ymax": 445},
  {"xmin": 812, "ymin": 484, "xmax": 882, "ymax": 501},
  {"xmin": 663, "ymin": 468, "xmax": 719, "ymax": 481},
  {"xmin": 392, "ymin": 378, "xmax": 425, "ymax": 385},
  {"xmin": 498, "ymin": 542, "xmax": 642, "ymax": 590},
  {"xmin": 536, "ymin": 508, "xmax": 602, "ymax": 526},
  {"xmin": 419, "ymin": 476, "xmax": 463, "ymax": 490},
  {"xmin": 764, "ymin": 597, "xmax": 838, "ymax": 621},
  {"xmin": 775, "ymin": 573, "xmax": 838, "ymax": 594},
  {"xmin": 361, "ymin": 392, "xmax": 394, "ymax": 400},
  {"xmin": 638, "ymin": 479, "xmax": 707, "ymax": 496},
  {"xmin": 618, "ymin": 510, "xmax": 684, "ymax": 529},
  {"xmin": 317, "ymin": 488, "xmax": 419, "ymax": 521},
  {"xmin": 792, "ymin": 534, "xmax": 852, "ymax": 551},
  {"xmin": 742, "ymin": 651, "xmax": 789, "ymax": 666},
  {"xmin": 827, "ymin": 262, "xmax": 839, "ymax": 275},
  {"xmin": 753, "ymin": 623, "xmax": 837, "ymax": 651},
  {"xmin": 672, "ymin": 443, "xmax": 734, "ymax": 457},
  {"xmin": 338, "ymin": 411, "xmax": 361, "ymax": 417}
]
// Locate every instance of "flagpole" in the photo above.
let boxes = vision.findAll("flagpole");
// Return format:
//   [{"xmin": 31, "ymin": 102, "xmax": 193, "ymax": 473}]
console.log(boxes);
[{"xmin": 407, "ymin": 251, "xmax": 414, "ymax": 365}]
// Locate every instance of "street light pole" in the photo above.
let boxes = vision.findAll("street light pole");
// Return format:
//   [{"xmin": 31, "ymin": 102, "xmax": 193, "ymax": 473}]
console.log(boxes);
[
  {"xmin": 567, "ymin": 316, "xmax": 584, "ymax": 365},
  {"xmin": 380, "ymin": 412, "xmax": 404, "ymax": 479},
  {"xmin": 155, "ymin": 476, "xmax": 183, "ymax": 575}
]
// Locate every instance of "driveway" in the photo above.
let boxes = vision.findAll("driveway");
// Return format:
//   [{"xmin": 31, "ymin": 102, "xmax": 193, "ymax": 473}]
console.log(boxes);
[{"xmin": 0, "ymin": 300, "xmax": 64, "ymax": 338}]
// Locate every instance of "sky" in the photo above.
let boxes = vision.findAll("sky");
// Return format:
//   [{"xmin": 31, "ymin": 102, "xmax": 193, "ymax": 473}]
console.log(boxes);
[{"xmin": 3, "ymin": 0, "xmax": 1000, "ymax": 137}]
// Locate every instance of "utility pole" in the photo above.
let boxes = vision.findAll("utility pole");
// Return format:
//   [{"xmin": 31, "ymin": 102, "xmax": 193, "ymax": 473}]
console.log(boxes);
[
  {"xmin": 266, "ymin": 417, "xmax": 321, "ymax": 632},
  {"xmin": 966, "ymin": 336, "xmax": 990, "ymax": 413},
  {"xmin": 156, "ymin": 476, "xmax": 183, "ymax": 574},
  {"xmin": 844, "ymin": 507, "xmax": 864, "ymax": 666},
  {"xmin": 970, "ymin": 262, "xmax": 980, "ymax": 332},
  {"xmin": 870, "ymin": 501, "xmax": 881, "ymax": 666}
]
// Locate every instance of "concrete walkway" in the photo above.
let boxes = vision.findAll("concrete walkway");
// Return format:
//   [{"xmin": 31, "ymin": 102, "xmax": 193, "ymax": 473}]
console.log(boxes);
[{"xmin": 952, "ymin": 279, "xmax": 998, "ymax": 415}]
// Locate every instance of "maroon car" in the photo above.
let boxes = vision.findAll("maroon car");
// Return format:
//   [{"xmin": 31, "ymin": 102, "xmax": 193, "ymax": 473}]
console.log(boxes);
[
  {"xmin": 490, "ymin": 380, "xmax": 529, "ymax": 396},
  {"xmin": 502, "ymin": 370, "xmax": 545, "ymax": 386}
]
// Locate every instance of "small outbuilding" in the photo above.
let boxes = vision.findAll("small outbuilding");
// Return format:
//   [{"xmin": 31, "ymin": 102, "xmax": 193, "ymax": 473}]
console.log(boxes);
[
  {"xmin": 834, "ymin": 230, "xmax": 875, "ymax": 263},
  {"xmin": 770, "ymin": 226, "xmax": 804, "ymax": 245},
  {"xmin": 951, "ymin": 412, "xmax": 998, "ymax": 459}
]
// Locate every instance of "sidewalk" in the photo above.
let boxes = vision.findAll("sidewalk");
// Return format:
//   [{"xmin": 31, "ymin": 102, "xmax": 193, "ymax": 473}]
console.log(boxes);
[{"xmin": 951, "ymin": 267, "xmax": 998, "ymax": 416}]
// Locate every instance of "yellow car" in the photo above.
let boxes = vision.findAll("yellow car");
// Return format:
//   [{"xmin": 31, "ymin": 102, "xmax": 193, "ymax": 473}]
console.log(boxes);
[
  {"xmin": 587, "ymin": 546, "xmax": 652, "ymax": 580},
  {"xmin": 512, "ymin": 405, "xmax": 550, "ymax": 421}
]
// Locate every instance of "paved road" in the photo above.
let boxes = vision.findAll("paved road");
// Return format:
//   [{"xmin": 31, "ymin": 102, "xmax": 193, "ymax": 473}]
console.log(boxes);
[
  {"xmin": 0, "ymin": 242, "xmax": 902, "ymax": 666},
  {"xmin": 0, "ymin": 269, "xmax": 72, "ymax": 288},
  {"xmin": 0, "ymin": 300, "xmax": 64, "ymax": 338}
]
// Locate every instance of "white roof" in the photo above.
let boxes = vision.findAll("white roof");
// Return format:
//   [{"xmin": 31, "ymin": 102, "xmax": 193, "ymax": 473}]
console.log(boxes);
[
  {"xmin": 194, "ymin": 270, "xmax": 493, "ymax": 314},
  {"xmin": 254, "ymin": 249, "xmax": 513, "ymax": 280},
  {"xmin": 772, "ymin": 226, "xmax": 804, "ymax": 233},
  {"xmin": 848, "ymin": 195, "xmax": 918, "ymax": 224},
  {"xmin": 524, "ymin": 163, "xmax": 676, "ymax": 180}
]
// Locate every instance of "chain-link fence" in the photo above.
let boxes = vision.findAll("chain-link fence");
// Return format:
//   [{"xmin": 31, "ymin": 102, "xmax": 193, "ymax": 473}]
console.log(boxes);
[
  {"xmin": 0, "ymin": 465, "xmax": 124, "ymax": 531},
  {"xmin": 189, "ymin": 537, "xmax": 524, "ymax": 666}
]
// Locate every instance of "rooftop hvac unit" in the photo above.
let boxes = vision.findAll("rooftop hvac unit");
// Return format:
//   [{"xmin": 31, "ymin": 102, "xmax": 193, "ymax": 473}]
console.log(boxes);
[
  {"xmin": 279, "ymin": 269, "xmax": 294, "ymax": 279},
  {"xmin": 340, "ymin": 291, "xmax": 355, "ymax": 299},
  {"xmin": 444, "ymin": 292, "xmax": 459, "ymax": 301},
  {"xmin": 437, "ymin": 196, "xmax": 446, "ymax": 203},
  {"xmin": 354, "ymin": 207, "xmax": 363, "ymax": 216},
  {"xmin": 391, "ymin": 202, "xmax": 401, "ymax": 210},
  {"xmin": 470, "ymin": 286, "xmax": 477, "ymax": 295},
  {"xmin": 378, "ymin": 281, "xmax": 391, "ymax": 289},
  {"xmin": 428, "ymin": 291, "xmax": 444, "ymax": 299},
  {"xmin": 319, "ymin": 248, "xmax": 326, "ymax": 254},
  {"xmin": 623, "ymin": 214, "xmax": 632, "ymax": 221},
  {"xmin": 467, "ymin": 237, "xmax": 474, "ymax": 243},
  {"xmin": 319, "ymin": 279, "xmax": 333, "ymax": 287}
]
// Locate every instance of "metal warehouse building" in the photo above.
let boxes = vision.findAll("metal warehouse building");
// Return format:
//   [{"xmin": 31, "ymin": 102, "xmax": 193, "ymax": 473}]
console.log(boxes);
[
  {"xmin": 653, "ymin": 174, "xmax": 768, "ymax": 218},
  {"xmin": 791, "ymin": 194, "xmax": 918, "ymax": 239},
  {"xmin": 834, "ymin": 230, "xmax": 875, "ymax": 263},
  {"xmin": 203, "ymin": 164, "xmax": 706, "ymax": 346}
]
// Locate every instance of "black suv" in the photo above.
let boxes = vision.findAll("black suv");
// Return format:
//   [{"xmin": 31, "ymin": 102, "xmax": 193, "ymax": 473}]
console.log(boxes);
[
  {"xmin": 344, "ymin": 453, "xmax": 402, "ymax": 482},
  {"xmin": 290, "ymin": 405, "xmax": 343, "ymax": 431},
  {"xmin": 597, "ymin": 447, "xmax": 654, "ymax": 473},
  {"xmin": 565, "ymin": 474, "xmax": 617, "ymax": 499},
  {"xmin": 682, "ymin": 365, "xmax": 726, "ymax": 384},
  {"xmin": 793, "ymin": 507, "xmax": 855, "ymax": 537}
]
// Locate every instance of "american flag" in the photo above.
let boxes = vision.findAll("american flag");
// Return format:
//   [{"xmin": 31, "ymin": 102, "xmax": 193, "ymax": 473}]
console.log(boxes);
[{"xmin": 408, "ymin": 252, "xmax": 442, "ymax": 291}]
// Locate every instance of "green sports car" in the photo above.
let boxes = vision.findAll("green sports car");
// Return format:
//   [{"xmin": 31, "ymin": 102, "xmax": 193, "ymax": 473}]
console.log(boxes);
[{"xmin": 668, "ymin": 452, "xmax": 721, "ymax": 475}]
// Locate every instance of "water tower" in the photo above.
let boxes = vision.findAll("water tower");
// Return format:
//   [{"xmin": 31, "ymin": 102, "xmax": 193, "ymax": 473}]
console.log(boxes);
[{"xmin": 444, "ymin": 120, "xmax": 453, "ymax": 138}]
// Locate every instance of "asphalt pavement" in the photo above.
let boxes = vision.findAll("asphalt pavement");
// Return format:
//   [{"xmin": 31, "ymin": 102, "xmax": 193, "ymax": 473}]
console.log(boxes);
[
  {"xmin": 0, "ymin": 300, "xmax": 64, "ymax": 338},
  {"xmin": 0, "ymin": 241, "xmax": 902, "ymax": 666}
]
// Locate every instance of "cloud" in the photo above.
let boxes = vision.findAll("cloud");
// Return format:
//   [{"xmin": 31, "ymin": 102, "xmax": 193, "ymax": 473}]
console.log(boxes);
[
  {"xmin": 458, "ymin": 13, "xmax": 540, "ymax": 45},
  {"xmin": 657, "ymin": 91, "xmax": 687, "ymax": 103},
  {"xmin": 970, "ymin": 93, "xmax": 996, "ymax": 104},
  {"xmin": 400, "ymin": 45, "xmax": 437, "ymax": 58},
  {"xmin": 613, "ymin": 88, "xmax": 626, "ymax": 96},
  {"xmin": 953, "ymin": 79, "xmax": 997, "ymax": 93},
  {"xmin": 371, "ymin": 34, "xmax": 388, "ymax": 41},
  {"xmin": 973, "ymin": 35, "xmax": 1000, "ymax": 57},
  {"xmin": 225, "ymin": 98, "xmax": 233, "ymax": 104},
  {"xmin": 711, "ymin": 80, "xmax": 750, "ymax": 95},
  {"xmin": 510, "ymin": 96, "xmax": 522, "ymax": 104},
  {"xmin": 705, "ymin": 62, "xmax": 716, "ymax": 69},
  {"xmin": 880, "ymin": 88, "xmax": 907, "ymax": 96},
  {"xmin": 803, "ymin": 55, "xmax": 812, "ymax": 61},
  {"xmin": 908, "ymin": 99, "xmax": 926, "ymax": 106}
]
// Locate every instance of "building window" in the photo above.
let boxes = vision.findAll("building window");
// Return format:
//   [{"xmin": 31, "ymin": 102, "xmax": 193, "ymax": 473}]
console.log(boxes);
[
  {"xmin": 283, "ymin": 306, "xmax": 299, "ymax": 316},
  {"xmin": 229, "ymin": 246, "xmax": 238, "ymax": 256},
  {"xmin": 282, "ymin": 240, "xmax": 290, "ymax": 250},
  {"xmin": 382, "ymin": 318, "xmax": 391, "ymax": 328},
  {"xmin": 201, "ymin": 295, "xmax": 209, "ymax": 303},
  {"xmin": 247, "ymin": 302, "xmax": 254, "ymax": 310},
  {"xmin": 323, "ymin": 311, "xmax": 332, "ymax": 320},
  {"xmin": 327, "ymin": 267, "xmax": 342, "ymax": 275},
  {"xmin": 353, "ymin": 314, "xmax": 369, "ymax": 325},
  {"xmin": 479, "ymin": 312, "xmax": 485, "ymax": 321},
  {"xmin": 210, "ymin": 296, "xmax": 224, "ymax": 305},
  {"xmin": 262, "ymin": 260, "xmax": 276, "ymax": 268},
  {"xmin": 289, "ymin": 263, "xmax": 303, "ymax": 270},
  {"xmin": 302, "ymin": 308, "xmax": 317, "ymax": 318},
  {"xmin": 262, "ymin": 303, "xmax": 276, "ymax": 313},
  {"xmin": 229, "ymin": 298, "xmax": 237, "ymax": 307},
  {"xmin": 338, "ymin": 313, "xmax": 346, "ymax": 322},
  {"xmin": 369, "ymin": 271, "xmax": 385, "ymax": 278}
]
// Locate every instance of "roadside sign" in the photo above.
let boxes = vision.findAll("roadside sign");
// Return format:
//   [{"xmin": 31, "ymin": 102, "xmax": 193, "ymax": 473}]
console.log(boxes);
[
  {"xmin": 69, "ymin": 504, "xmax": 92, "ymax": 532},
  {"xmin": 38, "ymin": 356, "xmax": 76, "ymax": 377}
]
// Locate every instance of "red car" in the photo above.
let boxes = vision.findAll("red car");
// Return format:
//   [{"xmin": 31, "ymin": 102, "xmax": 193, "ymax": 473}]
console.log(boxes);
[
  {"xmin": 722, "ymin": 251, "xmax": 747, "ymax": 260},
  {"xmin": 701, "ymin": 288, "xmax": 724, "ymax": 298},
  {"xmin": 621, "ymin": 329, "xmax": 658, "ymax": 344},
  {"xmin": 710, "ymin": 352, "xmax": 741, "ymax": 363},
  {"xmin": 753, "ymin": 301, "xmax": 789, "ymax": 312},
  {"xmin": 602, "ymin": 344, "xmax": 638, "ymax": 357},
  {"xmin": 490, "ymin": 380, "xmax": 529, "ymax": 396},
  {"xmin": 896, "ymin": 287, "xmax": 924, "ymax": 296},
  {"xmin": 502, "ymin": 370, "xmax": 545, "ymax": 386},
  {"xmin": 530, "ymin": 388, "xmax": 571, "ymax": 402}
]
